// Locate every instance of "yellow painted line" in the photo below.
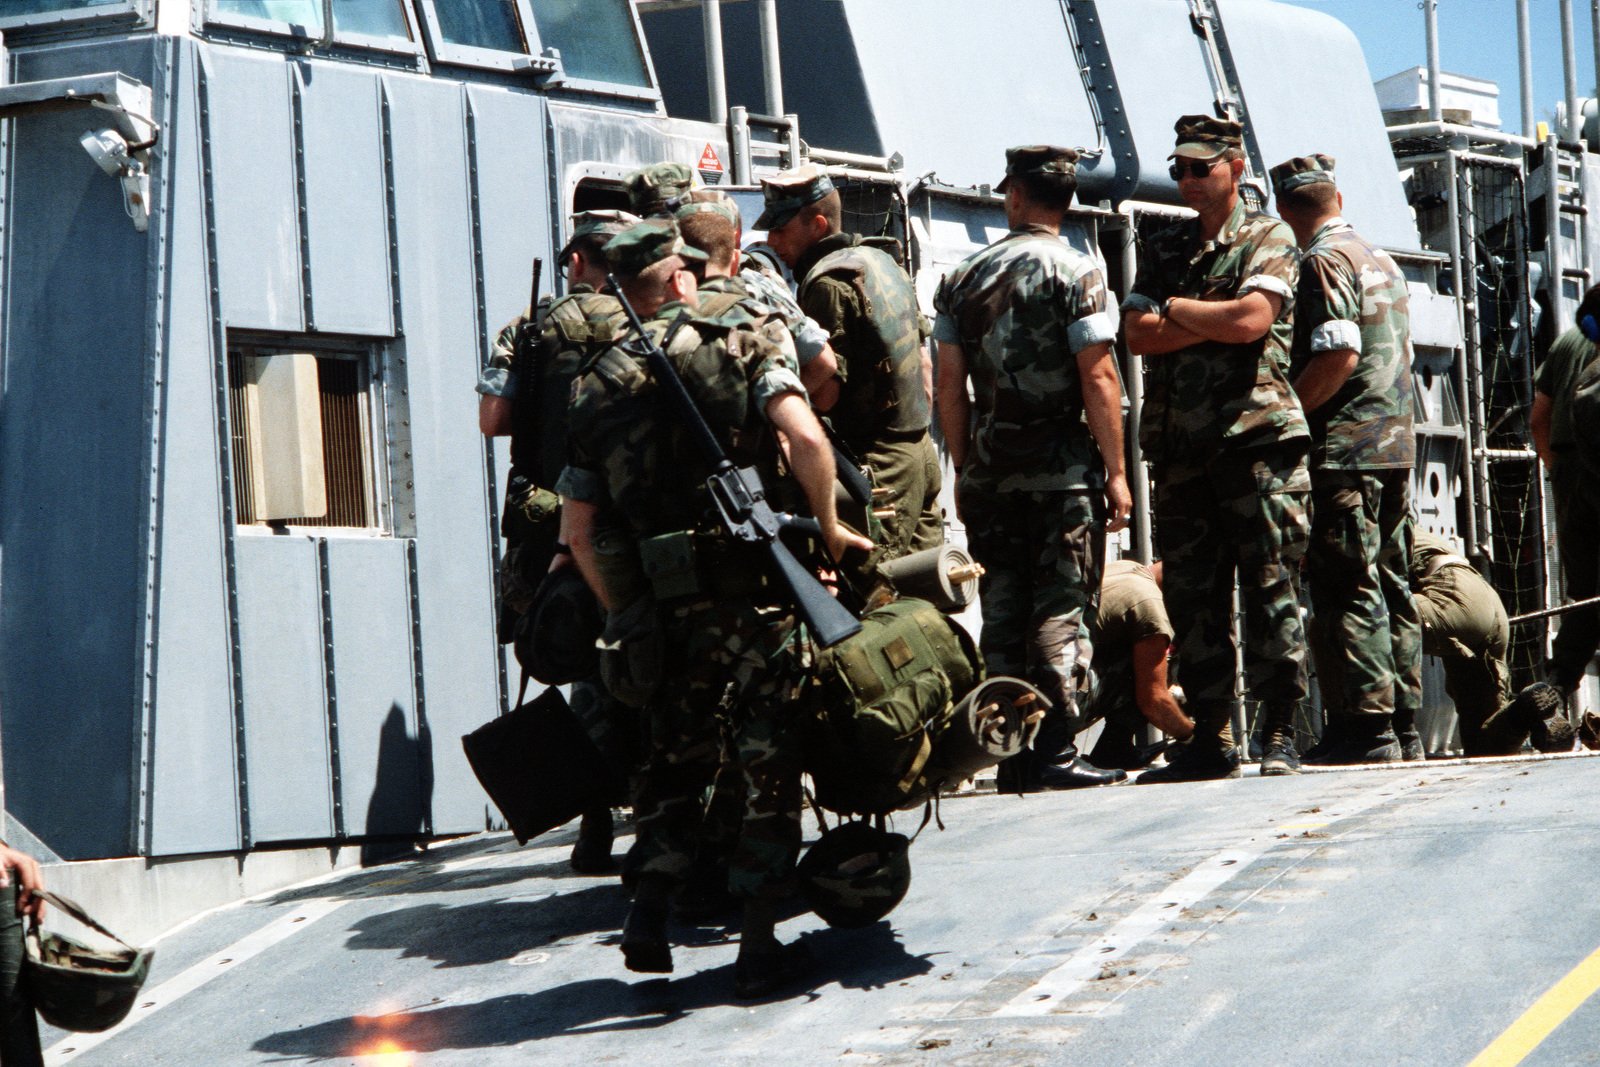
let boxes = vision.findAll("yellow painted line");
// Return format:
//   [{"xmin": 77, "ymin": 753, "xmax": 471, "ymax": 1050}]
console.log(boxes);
[{"xmin": 1467, "ymin": 943, "xmax": 1600, "ymax": 1067}]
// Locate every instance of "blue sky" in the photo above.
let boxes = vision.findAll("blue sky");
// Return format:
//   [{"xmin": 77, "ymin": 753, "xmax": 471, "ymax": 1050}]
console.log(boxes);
[{"xmin": 1278, "ymin": 0, "xmax": 1597, "ymax": 134}]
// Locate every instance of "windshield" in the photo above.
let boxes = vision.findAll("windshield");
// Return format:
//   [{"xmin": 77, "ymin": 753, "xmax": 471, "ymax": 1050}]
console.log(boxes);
[{"xmin": 530, "ymin": 0, "xmax": 649, "ymax": 87}]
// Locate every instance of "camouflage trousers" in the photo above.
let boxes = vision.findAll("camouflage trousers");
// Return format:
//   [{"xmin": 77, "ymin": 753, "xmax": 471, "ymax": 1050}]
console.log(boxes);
[
  {"xmin": 630, "ymin": 599, "xmax": 805, "ymax": 902},
  {"xmin": 962, "ymin": 488, "xmax": 1106, "ymax": 726},
  {"xmin": 1155, "ymin": 445, "xmax": 1310, "ymax": 749},
  {"xmin": 1415, "ymin": 563, "xmax": 1513, "ymax": 754},
  {"xmin": 1306, "ymin": 469, "xmax": 1422, "ymax": 726},
  {"xmin": 863, "ymin": 432, "xmax": 944, "ymax": 559},
  {"xmin": 1549, "ymin": 462, "xmax": 1600, "ymax": 692}
]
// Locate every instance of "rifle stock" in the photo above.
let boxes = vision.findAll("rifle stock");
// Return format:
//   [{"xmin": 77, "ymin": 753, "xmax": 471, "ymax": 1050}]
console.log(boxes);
[{"xmin": 607, "ymin": 274, "xmax": 862, "ymax": 648}]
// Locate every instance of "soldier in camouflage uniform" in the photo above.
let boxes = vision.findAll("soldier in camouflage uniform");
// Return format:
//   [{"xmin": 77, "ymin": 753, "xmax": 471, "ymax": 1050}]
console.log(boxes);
[
  {"xmin": 558, "ymin": 219, "xmax": 870, "ymax": 999},
  {"xmin": 476, "ymin": 209, "xmax": 637, "ymax": 871},
  {"xmin": 673, "ymin": 190, "xmax": 842, "ymax": 409},
  {"xmin": 1272, "ymin": 154, "xmax": 1421, "ymax": 764},
  {"xmin": 1531, "ymin": 284, "xmax": 1600, "ymax": 710},
  {"xmin": 625, "ymin": 160, "xmax": 697, "ymax": 218},
  {"xmin": 933, "ymin": 145, "xmax": 1130, "ymax": 792},
  {"xmin": 1122, "ymin": 115, "xmax": 1312, "ymax": 782},
  {"xmin": 759, "ymin": 164, "xmax": 943, "ymax": 560}
]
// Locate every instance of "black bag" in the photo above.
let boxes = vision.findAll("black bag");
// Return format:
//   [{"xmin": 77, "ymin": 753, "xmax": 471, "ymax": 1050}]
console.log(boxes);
[{"xmin": 461, "ymin": 687, "xmax": 623, "ymax": 844}]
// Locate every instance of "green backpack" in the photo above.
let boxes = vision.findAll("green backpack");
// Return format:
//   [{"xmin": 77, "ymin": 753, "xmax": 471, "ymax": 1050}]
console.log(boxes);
[{"xmin": 804, "ymin": 597, "xmax": 985, "ymax": 815}]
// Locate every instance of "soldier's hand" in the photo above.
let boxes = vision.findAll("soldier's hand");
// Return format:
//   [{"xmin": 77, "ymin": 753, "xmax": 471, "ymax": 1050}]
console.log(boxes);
[
  {"xmin": 824, "ymin": 524, "xmax": 874, "ymax": 563},
  {"xmin": 1105, "ymin": 474, "xmax": 1133, "ymax": 533},
  {"xmin": 0, "ymin": 845, "xmax": 44, "ymax": 921}
]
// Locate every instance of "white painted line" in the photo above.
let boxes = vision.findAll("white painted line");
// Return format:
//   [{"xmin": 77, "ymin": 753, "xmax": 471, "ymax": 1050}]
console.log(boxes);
[
  {"xmin": 993, "ymin": 774, "xmax": 1436, "ymax": 1018},
  {"xmin": 995, "ymin": 846, "xmax": 1267, "ymax": 1017},
  {"xmin": 44, "ymin": 898, "xmax": 348, "ymax": 1065}
]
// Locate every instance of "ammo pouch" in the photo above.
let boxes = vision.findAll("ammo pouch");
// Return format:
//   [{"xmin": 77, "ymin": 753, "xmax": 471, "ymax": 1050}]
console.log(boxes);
[
  {"xmin": 598, "ymin": 595, "xmax": 665, "ymax": 708},
  {"xmin": 804, "ymin": 597, "xmax": 984, "ymax": 816}
]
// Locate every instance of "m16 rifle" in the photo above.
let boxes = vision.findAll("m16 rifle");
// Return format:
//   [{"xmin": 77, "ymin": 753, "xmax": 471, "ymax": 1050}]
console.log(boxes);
[{"xmin": 607, "ymin": 274, "xmax": 863, "ymax": 648}]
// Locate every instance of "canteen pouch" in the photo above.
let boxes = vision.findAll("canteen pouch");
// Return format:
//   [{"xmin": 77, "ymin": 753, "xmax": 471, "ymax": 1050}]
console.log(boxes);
[
  {"xmin": 639, "ymin": 530, "xmax": 701, "ymax": 601},
  {"xmin": 598, "ymin": 594, "xmax": 664, "ymax": 708}
]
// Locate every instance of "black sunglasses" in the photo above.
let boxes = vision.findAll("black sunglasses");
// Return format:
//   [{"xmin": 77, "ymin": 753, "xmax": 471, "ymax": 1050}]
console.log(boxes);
[{"xmin": 1169, "ymin": 158, "xmax": 1222, "ymax": 181}]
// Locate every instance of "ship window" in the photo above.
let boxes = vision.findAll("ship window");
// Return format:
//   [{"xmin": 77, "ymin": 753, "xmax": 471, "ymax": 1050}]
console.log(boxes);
[
  {"xmin": 206, "ymin": 0, "xmax": 417, "ymax": 47},
  {"xmin": 415, "ymin": 0, "xmax": 544, "ymax": 69},
  {"xmin": 0, "ymin": 0, "xmax": 145, "ymax": 31},
  {"xmin": 227, "ymin": 340, "xmax": 385, "ymax": 530},
  {"xmin": 529, "ymin": 0, "xmax": 650, "ymax": 88}
]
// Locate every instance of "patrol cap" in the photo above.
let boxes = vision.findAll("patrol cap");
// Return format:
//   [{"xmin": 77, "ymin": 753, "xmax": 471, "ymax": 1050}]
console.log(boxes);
[
  {"xmin": 754, "ymin": 163, "xmax": 836, "ymax": 231},
  {"xmin": 603, "ymin": 217, "xmax": 710, "ymax": 276},
  {"xmin": 1169, "ymin": 113, "xmax": 1244, "ymax": 159},
  {"xmin": 995, "ymin": 144, "xmax": 1080, "ymax": 194},
  {"xmin": 625, "ymin": 161, "xmax": 698, "ymax": 217},
  {"xmin": 1269, "ymin": 153, "xmax": 1337, "ymax": 195},
  {"xmin": 674, "ymin": 189, "xmax": 742, "ymax": 228},
  {"xmin": 556, "ymin": 208, "xmax": 641, "ymax": 265}
]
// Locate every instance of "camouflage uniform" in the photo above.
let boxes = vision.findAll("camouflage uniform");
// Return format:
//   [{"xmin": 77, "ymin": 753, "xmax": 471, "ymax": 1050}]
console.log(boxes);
[
  {"xmin": 793, "ymin": 233, "xmax": 941, "ymax": 557},
  {"xmin": 1281, "ymin": 173, "xmax": 1421, "ymax": 737},
  {"xmin": 1410, "ymin": 530, "xmax": 1514, "ymax": 754},
  {"xmin": 933, "ymin": 219, "xmax": 1118, "ymax": 728},
  {"xmin": 1124, "ymin": 194, "xmax": 1310, "ymax": 753},
  {"xmin": 1535, "ymin": 325, "xmax": 1600, "ymax": 693},
  {"xmin": 1084, "ymin": 559, "xmax": 1175, "ymax": 755},
  {"xmin": 559, "ymin": 236, "xmax": 811, "ymax": 902}
]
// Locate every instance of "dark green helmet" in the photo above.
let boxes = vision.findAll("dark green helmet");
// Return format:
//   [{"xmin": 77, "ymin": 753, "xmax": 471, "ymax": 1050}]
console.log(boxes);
[
  {"xmin": 796, "ymin": 821, "xmax": 911, "ymax": 928},
  {"xmin": 515, "ymin": 565, "xmax": 602, "ymax": 685},
  {"xmin": 24, "ymin": 892, "xmax": 153, "ymax": 1033}
]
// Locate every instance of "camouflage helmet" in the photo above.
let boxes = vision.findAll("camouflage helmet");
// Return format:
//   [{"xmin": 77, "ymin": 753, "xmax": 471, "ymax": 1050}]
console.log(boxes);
[
  {"xmin": 24, "ymin": 891, "xmax": 154, "ymax": 1033},
  {"xmin": 796, "ymin": 821, "xmax": 911, "ymax": 928},
  {"xmin": 515, "ymin": 565, "xmax": 602, "ymax": 685}
]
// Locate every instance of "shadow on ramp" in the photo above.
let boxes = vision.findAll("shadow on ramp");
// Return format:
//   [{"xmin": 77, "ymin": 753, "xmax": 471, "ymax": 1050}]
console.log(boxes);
[{"xmin": 251, "ymin": 923, "xmax": 935, "ymax": 1058}]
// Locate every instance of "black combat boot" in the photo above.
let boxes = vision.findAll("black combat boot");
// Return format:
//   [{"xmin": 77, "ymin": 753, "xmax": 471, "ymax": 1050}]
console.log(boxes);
[
  {"xmin": 1035, "ymin": 746, "xmax": 1129, "ymax": 789},
  {"xmin": 1302, "ymin": 716, "xmax": 1401, "ymax": 765},
  {"xmin": 569, "ymin": 805, "xmax": 616, "ymax": 874},
  {"xmin": 1257, "ymin": 707, "xmax": 1301, "ymax": 777},
  {"xmin": 620, "ymin": 875, "xmax": 673, "ymax": 974},
  {"xmin": 734, "ymin": 900, "xmax": 812, "ymax": 1000},
  {"xmin": 1135, "ymin": 740, "xmax": 1241, "ymax": 784}
]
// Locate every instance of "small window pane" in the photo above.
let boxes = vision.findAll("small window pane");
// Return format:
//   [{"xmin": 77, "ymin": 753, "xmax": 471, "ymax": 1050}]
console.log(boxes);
[
  {"xmin": 9, "ymin": 0, "xmax": 124, "ymax": 13},
  {"xmin": 434, "ymin": 0, "xmax": 525, "ymax": 53},
  {"xmin": 333, "ymin": 0, "xmax": 410, "ymax": 40},
  {"xmin": 531, "ymin": 0, "xmax": 649, "ymax": 87},
  {"xmin": 211, "ymin": 0, "xmax": 411, "ymax": 39}
]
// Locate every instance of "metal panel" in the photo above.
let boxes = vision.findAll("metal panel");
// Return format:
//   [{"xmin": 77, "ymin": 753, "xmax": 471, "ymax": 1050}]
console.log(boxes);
[
  {"xmin": 840, "ymin": 0, "xmax": 1096, "ymax": 193},
  {"xmin": 202, "ymin": 49, "xmax": 303, "ymax": 332},
  {"xmin": 0, "ymin": 42, "xmax": 157, "ymax": 860},
  {"xmin": 147, "ymin": 39, "xmax": 243, "ymax": 857},
  {"xmin": 1090, "ymin": 0, "xmax": 1221, "ymax": 206},
  {"xmin": 324, "ymin": 538, "xmax": 422, "ymax": 836},
  {"xmin": 234, "ymin": 535, "xmax": 335, "ymax": 842},
  {"xmin": 381, "ymin": 72, "xmax": 501, "ymax": 834},
  {"xmin": 1217, "ymin": 0, "xmax": 1422, "ymax": 252},
  {"xmin": 467, "ymin": 85, "xmax": 552, "ymax": 350},
  {"xmin": 297, "ymin": 62, "xmax": 394, "ymax": 336}
]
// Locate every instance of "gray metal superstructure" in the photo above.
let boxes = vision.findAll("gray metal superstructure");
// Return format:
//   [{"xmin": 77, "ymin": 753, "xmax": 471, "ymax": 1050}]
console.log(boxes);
[{"xmin": 0, "ymin": 0, "xmax": 1588, "ymax": 889}]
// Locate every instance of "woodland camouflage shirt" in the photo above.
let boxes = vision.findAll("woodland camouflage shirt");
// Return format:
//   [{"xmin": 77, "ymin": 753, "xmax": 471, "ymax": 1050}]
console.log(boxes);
[
  {"xmin": 932, "ymin": 223, "xmax": 1118, "ymax": 492},
  {"xmin": 1290, "ymin": 218, "xmax": 1415, "ymax": 470},
  {"xmin": 1124, "ymin": 197, "xmax": 1308, "ymax": 461}
]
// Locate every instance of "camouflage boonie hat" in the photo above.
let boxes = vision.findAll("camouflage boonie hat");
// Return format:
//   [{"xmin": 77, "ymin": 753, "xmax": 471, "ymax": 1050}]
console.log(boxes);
[
  {"xmin": 625, "ymin": 161, "xmax": 698, "ymax": 217},
  {"xmin": 754, "ymin": 163, "xmax": 836, "ymax": 231},
  {"xmin": 1169, "ymin": 113, "xmax": 1244, "ymax": 159},
  {"xmin": 557, "ymin": 208, "xmax": 641, "ymax": 264},
  {"xmin": 995, "ymin": 144, "xmax": 1080, "ymax": 193},
  {"xmin": 674, "ymin": 189, "xmax": 742, "ymax": 228},
  {"xmin": 1269, "ymin": 153, "xmax": 1337, "ymax": 195},
  {"xmin": 603, "ymin": 218, "xmax": 710, "ymax": 276}
]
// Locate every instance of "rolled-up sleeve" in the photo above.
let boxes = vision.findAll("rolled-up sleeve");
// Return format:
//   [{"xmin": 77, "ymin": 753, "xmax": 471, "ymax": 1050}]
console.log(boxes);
[
  {"xmin": 1067, "ymin": 309, "xmax": 1119, "ymax": 353},
  {"xmin": 556, "ymin": 464, "xmax": 606, "ymax": 505},
  {"xmin": 1120, "ymin": 292, "xmax": 1160, "ymax": 316},
  {"xmin": 1310, "ymin": 319, "xmax": 1362, "ymax": 353}
]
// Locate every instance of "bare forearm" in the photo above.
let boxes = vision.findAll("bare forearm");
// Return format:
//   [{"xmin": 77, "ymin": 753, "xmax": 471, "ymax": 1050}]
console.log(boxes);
[
  {"xmin": 935, "ymin": 340, "xmax": 971, "ymax": 469},
  {"xmin": 1165, "ymin": 292, "xmax": 1280, "ymax": 344},
  {"xmin": 562, "ymin": 500, "xmax": 613, "ymax": 611},
  {"xmin": 479, "ymin": 394, "xmax": 512, "ymax": 437},
  {"xmin": 1531, "ymin": 391, "xmax": 1555, "ymax": 468},
  {"xmin": 1123, "ymin": 309, "xmax": 1206, "ymax": 356},
  {"xmin": 1078, "ymin": 345, "xmax": 1126, "ymax": 481},
  {"xmin": 1293, "ymin": 349, "xmax": 1358, "ymax": 413}
]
